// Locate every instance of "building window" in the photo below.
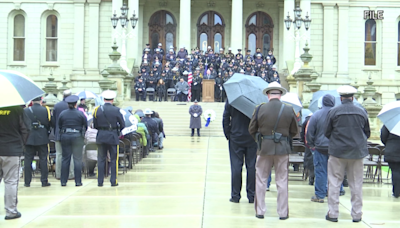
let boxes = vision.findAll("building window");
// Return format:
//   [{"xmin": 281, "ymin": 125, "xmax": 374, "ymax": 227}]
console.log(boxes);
[
  {"xmin": 398, "ymin": 21, "xmax": 400, "ymax": 66},
  {"xmin": 46, "ymin": 15, "xmax": 58, "ymax": 62},
  {"xmin": 245, "ymin": 12, "xmax": 274, "ymax": 56},
  {"xmin": 149, "ymin": 10, "xmax": 177, "ymax": 52},
  {"xmin": 197, "ymin": 11, "xmax": 225, "ymax": 51},
  {"xmin": 364, "ymin": 19, "xmax": 376, "ymax": 66},
  {"xmin": 13, "ymin": 14, "xmax": 25, "ymax": 61}
]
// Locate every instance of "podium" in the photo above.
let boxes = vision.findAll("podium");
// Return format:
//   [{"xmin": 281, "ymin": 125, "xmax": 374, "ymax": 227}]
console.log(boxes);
[{"xmin": 202, "ymin": 79, "xmax": 214, "ymax": 102}]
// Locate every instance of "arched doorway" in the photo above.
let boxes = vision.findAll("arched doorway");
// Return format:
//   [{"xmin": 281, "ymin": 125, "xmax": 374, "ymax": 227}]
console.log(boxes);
[
  {"xmin": 197, "ymin": 11, "xmax": 225, "ymax": 52},
  {"xmin": 148, "ymin": 10, "xmax": 177, "ymax": 52},
  {"xmin": 245, "ymin": 11, "xmax": 274, "ymax": 56}
]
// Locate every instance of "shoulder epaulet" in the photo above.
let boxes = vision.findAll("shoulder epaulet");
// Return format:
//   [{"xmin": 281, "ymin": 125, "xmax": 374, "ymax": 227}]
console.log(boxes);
[
  {"xmin": 93, "ymin": 106, "xmax": 100, "ymax": 118},
  {"xmin": 253, "ymin": 103, "xmax": 265, "ymax": 115}
]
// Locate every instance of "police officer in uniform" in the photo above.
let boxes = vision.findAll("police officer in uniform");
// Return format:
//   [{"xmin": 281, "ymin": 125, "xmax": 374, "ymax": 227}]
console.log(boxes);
[
  {"xmin": 52, "ymin": 90, "xmax": 74, "ymax": 180},
  {"xmin": 93, "ymin": 90, "xmax": 125, "ymax": 187},
  {"xmin": 191, "ymin": 72, "xmax": 202, "ymax": 102},
  {"xmin": 324, "ymin": 85, "xmax": 370, "ymax": 223},
  {"xmin": 23, "ymin": 96, "xmax": 52, "ymax": 187},
  {"xmin": 248, "ymin": 82, "xmax": 298, "ymax": 220},
  {"xmin": 58, "ymin": 95, "xmax": 87, "ymax": 187}
]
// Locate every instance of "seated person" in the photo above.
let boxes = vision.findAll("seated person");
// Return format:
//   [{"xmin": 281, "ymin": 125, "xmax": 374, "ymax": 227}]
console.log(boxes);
[
  {"xmin": 174, "ymin": 78, "xmax": 189, "ymax": 102},
  {"xmin": 135, "ymin": 77, "xmax": 147, "ymax": 101}
]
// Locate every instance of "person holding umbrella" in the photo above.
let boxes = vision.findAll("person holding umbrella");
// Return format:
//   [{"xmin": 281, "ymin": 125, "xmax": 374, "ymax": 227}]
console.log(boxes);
[
  {"xmin": 248, "ymin": 82, "xmax": 298, "ymax": 220},
  {"xmin": 57, "ymin": 95, "xmax": 87, "ymax": 187},
  {"xmin": 324, "ymin": 85, "xmax": 370, "ymax": 223}
]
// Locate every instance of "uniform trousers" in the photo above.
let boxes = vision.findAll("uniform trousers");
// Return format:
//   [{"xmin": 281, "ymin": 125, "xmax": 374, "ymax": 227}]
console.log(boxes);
[
  {"xmin": 60, "ymin": 134, "xmax": 84, "ymax": 184},
  {"xmin": 327, "ymin": 156, "xmax": 363, "ymax": 220},
  {"xmin": 388, "ymin": 162, "xmax": 400, "ymax": 197},
  {"xmin": 0, "ymin": 156, "xmax": 20, "ymax": 217},
  {"xmin": 191, "ymin": 89, "xmax": 201, "ymax": 102},
  {"xmin": 135, "ymin": 91, "xmax": 146, "ymax": 101},
  {"xmin": 24, "ymin": 144, "xmax": 49, "ymax": 184},
  {"xmin": 177, "ymin": 93, "xmax": 187, "ymax": 102},
  {"xmin": 55, "ymin": 141, "xmax": 74, "ymax": 179},
  {"xmin": 229, "ymin": 140, "xmax": 257, "ymax": 201},
  {"xmin": 255, "ymin": 154, "xmax": 289, "ymax": 217},
  {"xmin": 97, "ymin": 143, "xmax": 118, "ymax": 185}
]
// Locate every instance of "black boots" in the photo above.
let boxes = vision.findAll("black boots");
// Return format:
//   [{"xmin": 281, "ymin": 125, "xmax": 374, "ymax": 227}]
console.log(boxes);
[
  {"xmin": 197, "ymin": 129, "xmax": 200, "ymax": 137},
  {"xmin": 191, "ymin": 129, "xmax": 194, "ymax": 137}
]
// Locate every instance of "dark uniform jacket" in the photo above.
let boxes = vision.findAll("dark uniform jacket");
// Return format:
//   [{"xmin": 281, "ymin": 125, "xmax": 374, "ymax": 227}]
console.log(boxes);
[
  {"xmin": 57, "ymin": 108, "xmax": 88, "ymax": 140},
  {"xmin": 325, "ymin": 99, "xmax": 370, "ymax": 159},
  {"xmin": 24, "ymin": 103, "xmax": 52, "ymax": 146},
  {"xmin": 93, "ymin": 103, "xmax": 125, "ymax": 145},
  {"xmin": 0, "ymin": 106, "xmax": 30, "ymax": 156},
  {"xmin": 248, "ymin": 99, "xmax": 298, "ymax": 156},
  {"xmin": 306, "ymin": 94, "xmax": 335, "ymax": 155},
  {"xmin": 222, "ymin": 101, "xmax": 255, "ymax": 146},
  {"xmin": 191, "ymin": 76, "xmax": 202, "ymax": 90},
  {"xmin": 142, "ymin": 117, "xmax": 159, "ymax": 135},
  {"xmin": 135, "ymin": 81, "xmax": 146, "ymax": 92},
  {"xmin": 52, "ymin": 99, "xmax": 69, "ymax": 141},
  {"xmin": 381, "ymin": 126, "xmax": 400, "ymax": 162}
]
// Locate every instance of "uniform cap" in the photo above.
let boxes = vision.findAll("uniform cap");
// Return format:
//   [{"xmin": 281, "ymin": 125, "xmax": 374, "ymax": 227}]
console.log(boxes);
[
  {"xmin": 146, "ymin": 43, "xmax": 150, "ymax": 46},
  {"xmin": 32, "ymin": 96, "xmax": 42, "ymax": 102},
  {"xmin": 220, "ymin": 48, "xmax": 223, "ymax": 51},
  {"xmin": 263, "ymin": 82, "xmax": 287, "ymax": 96},
  {"xmin": 272, "ymin": 65, "xmax": 277, "ymax": 69},
  {"xmin": 156, "ymin": 48, "xmax": 160, "ymax": 52},
  {"xmin": 228, "ymin": 47, "xmax": 232, "ymax": 50},
  {"xmin": 238, "ymin": 49, "xmax": 242, "ymax": 51},
  {"xmin": 183, "ymin": 71, "xmax": 189, "ymax": 75},
  {"xmin": 65, "ymin": 95, "xmax": 79, "ymax": 103},
  {"xmin": 257, "ymin": 54, "xmax": 261, "ymax": 57},
  {"xmin": 144, "ymin": 108, "xmax": 153, "ymax": 115},
  {"xmin": 158, "ymin": 43, "xmax": 162, "ymax": 46},
  {"xmin": 102, "ymin": 90, "xmax": 117, "ymax": 100},
  {"xmin": 240, "ymin": 69, "xmax": 245, "ymax": 73},
  {"xmin": 208, "ymin": 46, "xmax": 211, "ymax": 49},
  {"xmin": 194, "ymin": 99, "xmax": 198, "ymax": 103},
  {"xmin": 247, "ymin": 50, "xmax": 251, "ymax": 52},
  {"xmin": 337, "ymin": 85, "xmax": 357, "ymax": 96},
  {"xmin": 145, "ymin": 48, "xmax": 150, "ymax": 52}
]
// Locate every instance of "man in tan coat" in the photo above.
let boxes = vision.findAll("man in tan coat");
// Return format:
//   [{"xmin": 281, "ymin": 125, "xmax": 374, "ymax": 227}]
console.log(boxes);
[{"xmin": 248, "ymin": 82, "xmax": 298, "ymax": 220}]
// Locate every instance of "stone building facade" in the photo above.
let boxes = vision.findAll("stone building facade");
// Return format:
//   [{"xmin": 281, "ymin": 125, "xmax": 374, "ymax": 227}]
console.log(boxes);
[{"xmin": 0, "ymin": 0, "xmax": 400, "ymax": 105}]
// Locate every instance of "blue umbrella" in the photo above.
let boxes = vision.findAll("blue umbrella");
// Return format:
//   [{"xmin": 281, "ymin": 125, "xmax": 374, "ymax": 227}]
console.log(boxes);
[
  {"xmin": 378, "ymin": 101, "xmax": 400, "ymax": 136},
  {"xmin": 309, "ymin": 90, "xmax": 363, "ymax": 112},
  {"xmin": 0, "ymin": 70, "xmax": 45, "ymax": 108},
  {"xmin": 223, "ymin": 73, "xmax": 269, "ymax": 118},
  {"xmin": 75, "ymin": 90, "xmax": 98, "ymax": 99}
]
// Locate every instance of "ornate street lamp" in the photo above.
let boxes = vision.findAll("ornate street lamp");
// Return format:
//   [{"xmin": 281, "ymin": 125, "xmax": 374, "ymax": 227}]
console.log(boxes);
[
  {"xmin": 283, "ymin": 5, "xmax": 312, "ymax": 74},
  {"xmin": 110, "ymin": 3, "xmax": 139, "ymax": 73}
]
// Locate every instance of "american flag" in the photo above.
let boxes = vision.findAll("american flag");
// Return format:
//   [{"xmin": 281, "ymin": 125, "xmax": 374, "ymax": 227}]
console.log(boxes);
[{"xmin": 187, "ymin": 71, "xmax": 193, "ymax": 101}]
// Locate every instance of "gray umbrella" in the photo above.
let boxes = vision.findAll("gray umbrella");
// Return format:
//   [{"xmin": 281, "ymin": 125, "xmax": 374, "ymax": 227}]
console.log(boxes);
[
  {"xmin": 309, "ymin": 90, "xmax": 363, "ymax": 112},
  {"xmin": 223, "ymin": 73, "xmax": 269, "ymax": 118}
]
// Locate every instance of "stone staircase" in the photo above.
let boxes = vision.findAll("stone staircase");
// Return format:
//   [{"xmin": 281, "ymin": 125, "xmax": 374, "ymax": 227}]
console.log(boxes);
[{"xmin": 121, "ymin": 101, "xmax": 226, "ymax": 137}]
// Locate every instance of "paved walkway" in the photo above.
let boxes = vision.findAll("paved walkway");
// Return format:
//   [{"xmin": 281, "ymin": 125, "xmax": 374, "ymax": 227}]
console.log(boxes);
[{"xmin": 0, "ymin": 136, "xmax": 399, "ymax": 227}]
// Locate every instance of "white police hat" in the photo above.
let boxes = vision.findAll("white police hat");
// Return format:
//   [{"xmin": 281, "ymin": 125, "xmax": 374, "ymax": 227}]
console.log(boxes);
[
  {"xmin": 102, "ymin": 90, "xmax": 116, "ymax": 100},
  {"xmin": 272, "ymin": 65, "xmax": 277, "ymax": 69},
  {"xmin": 263, "ymin": 81, "xmax": 287, "ymax": 96},
  {"xmin": 144, "ymin": 108, "xmax": 153, "ymax": 115},
  {"xmin": 183, "ymin": 71, "xmax": 189, "ymax": 75},
  {"xmin": 158, "ymin": 43, "xmax": 162, "ymax": 46},
  {"xmin": 145, "ymin": 48, "xmax": 150, "ymax": 52},
  {"xmin": 337, "ymin": 85, "xmax": 357, "ymax": 97}
]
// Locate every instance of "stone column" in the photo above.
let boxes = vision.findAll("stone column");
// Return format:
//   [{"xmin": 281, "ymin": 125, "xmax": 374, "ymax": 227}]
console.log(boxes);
[
  {"xmin": 128, "ymin": 0, "xmax": 139, "ymax": 70},
  {"xmin": 179, "ymin": 0, "xmax": 191, "ymax": 49},
  {"xmin": 231, "ymin": 0, "xmax": 243, "ymax": 51},
  {"xmin": 72, "ymin": 0, "xmax": 85, "ymax": 75},
  {"xmin": 300, "ymin": 0, "xmax": 311, "ymax": 49},
  {"xmin": 87, "ymin": 0, "xmax": 101, "ymax": 74},
  {"xmin": 337, "ymin": 3, "xmax": 349, "ymax": 78},
  {"xmin": 322, "ymin": 3, "xmax": 334, "ymax": 77},
  {"xmin": 283, "ymin": 0, "xmax": 295, "ymax": 71}
]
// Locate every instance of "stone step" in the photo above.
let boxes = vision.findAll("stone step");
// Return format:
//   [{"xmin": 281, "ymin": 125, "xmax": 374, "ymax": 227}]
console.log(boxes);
[{"xmin": 121, "ymin": 101, "xmax": 225, "ymax": 136}]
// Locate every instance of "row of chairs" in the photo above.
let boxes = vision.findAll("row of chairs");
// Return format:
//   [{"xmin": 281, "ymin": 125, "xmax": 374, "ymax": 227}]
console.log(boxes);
[
  {"xmin": 82, "ymin": 132, "xmax": 147, "ymax": 178},
  {"xmin": 145, "ymin": 88, "xmax": 176, "ymax": 101},
  {"xmin": 364, "ymin": 145, "xmax": 389, "ymax": 183}
]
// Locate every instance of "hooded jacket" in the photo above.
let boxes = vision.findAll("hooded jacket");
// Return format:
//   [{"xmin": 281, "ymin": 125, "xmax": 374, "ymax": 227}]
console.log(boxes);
[
  {"xmin": 134, "ymin": 114, "xmax": 148, "ymax": 146},
  {"xmin": 306, "ymin": 94, "xmax": 335, "ymax": 154}
]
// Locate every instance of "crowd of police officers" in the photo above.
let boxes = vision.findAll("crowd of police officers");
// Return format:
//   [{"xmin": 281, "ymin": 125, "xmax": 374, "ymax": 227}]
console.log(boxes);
[
  {"xmin": 23, "ymin": 90, "xmax": 124, "ymax": 188},
  {"xmin": 135, "ymin": 43, "xmax": 281, "ymax": 102}
]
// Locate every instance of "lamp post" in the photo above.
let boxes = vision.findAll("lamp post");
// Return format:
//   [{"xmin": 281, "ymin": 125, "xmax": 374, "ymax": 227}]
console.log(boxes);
[
  {"xmin": 284, "ymin": 5, "xmax": 312, "ymax": 74},
  {"xmin": 110, "ymin": 4, "xmax": 139, "ymax": 73}
]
